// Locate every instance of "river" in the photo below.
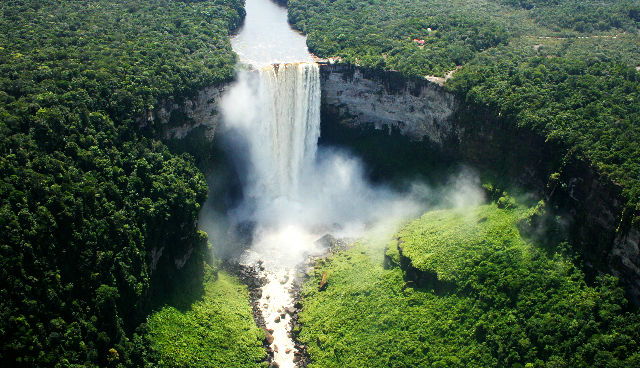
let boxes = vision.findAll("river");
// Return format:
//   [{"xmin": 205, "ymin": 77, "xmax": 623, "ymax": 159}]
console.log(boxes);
[
  {"xmin": 227, "ymin": 0, "xmax": 320, "ymax": 367},
  {"xmin": 231, "ymin": 0, "xmax": 314, "ymax": 66},
  {"xmin": 215, "ymin": 1, "xmax": 426, "ymax": 366}
]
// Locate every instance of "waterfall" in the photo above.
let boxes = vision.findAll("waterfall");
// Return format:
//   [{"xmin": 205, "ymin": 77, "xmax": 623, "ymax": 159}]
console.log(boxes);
[
  {"xmin": 221, "ymin": 61, "xmax": 323, "ymax": 251},
  {"xmin": 219, "ymin": 62, "xmax": 322, "ymax": 368},
  {"xmin": 207, "ymin": 1, "xmax": 429, "ymax": 366},
  {"xmin": 216, "ymin": 44, "xmax": 426, "ymax": 368},
  {"xmin": 246, "ymin": 62, "xmax": 320, "ymax": 201}
]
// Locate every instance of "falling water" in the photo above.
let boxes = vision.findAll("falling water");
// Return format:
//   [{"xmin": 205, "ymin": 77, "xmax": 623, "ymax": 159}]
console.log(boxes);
[
  {"xmin": 248, "ymin": 63, "xmax": 320, "ymax": 201},
  {"xmin": 219, "ymin": 61, "xmax": 324, "ymax": 367}
]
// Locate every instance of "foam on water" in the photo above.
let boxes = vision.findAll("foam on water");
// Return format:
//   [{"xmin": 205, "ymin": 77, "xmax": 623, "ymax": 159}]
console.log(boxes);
[{"xmin": 215, "ymin": 1, "xmax": 431, "ymax": 366}]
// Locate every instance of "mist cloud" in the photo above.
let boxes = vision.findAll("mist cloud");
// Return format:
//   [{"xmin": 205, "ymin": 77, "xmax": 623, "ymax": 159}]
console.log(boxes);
[{"xmin": 201, "ymin": 64, "xmax": 486, "ymax": 268}]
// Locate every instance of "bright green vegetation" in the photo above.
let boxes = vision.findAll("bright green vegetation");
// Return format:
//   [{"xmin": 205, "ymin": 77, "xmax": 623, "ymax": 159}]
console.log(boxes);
[
  {"xmin": 146, "ymin": 267, "xmax": 266, "ymax": 368},
  {"xmin": 299, "ymin": 204, "xmax": 640, "ymax": 367},
  {"xmin": 448, "ymin": 37, "xmax": 640, "ymax": 210},
  {"xmin": 392, "ymin": 205, "xmax": 531, "ymax": 282},
  {"xmin": 0, "ymin": 0, "xmax": 244, "ymax": 366},
  {"xmin": 289, "ymin": 0, "xmax": 640, "ymax": 216}
]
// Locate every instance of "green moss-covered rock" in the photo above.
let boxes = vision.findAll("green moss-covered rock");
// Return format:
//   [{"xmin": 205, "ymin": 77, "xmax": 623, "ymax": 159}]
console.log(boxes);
[
  {"xmin": 299, "ymin": 241, "xmax": 490, "ymax": 367},
  {"xmin": 298, "ymin": 204, "xmax": 640, "ymax": 367},
  {"xmin": 394, "ymin": 204, "xmax": 529, "ymax": 283}
]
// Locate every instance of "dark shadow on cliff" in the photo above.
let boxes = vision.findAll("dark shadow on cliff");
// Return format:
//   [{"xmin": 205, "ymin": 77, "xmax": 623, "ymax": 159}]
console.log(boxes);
[
  {"xmin": 319, "ymin": 105, "xmax": 460, "ymax": 191},
  {"xmin": 146, "ymin": 129, "xmax": 246, "ymax": 314}
]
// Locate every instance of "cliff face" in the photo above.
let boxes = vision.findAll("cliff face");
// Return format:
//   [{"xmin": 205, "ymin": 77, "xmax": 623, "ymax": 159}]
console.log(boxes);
[
  {"xmin": 139, "ymin": 85, "xmax": 227, "ymax": 141},
  {"xmin": 145, "ymin": 64, "xmax": 640, "ymax": 304},
  {"xmin": 614, "ymin": 227, "xmax": 640, "ymax": 302},
  {"xmin": 320, "ymin": 63, "xmax": 640, "ymax": 304},
  {"xmin": 135, "ymin": 85, "xmax": 227, "ymax": 284},
  {"xmin": 320, "ymin": 64, "xmax": 459, "ymax": 146},
  {"xmin": 553, "ymin": 157, "xmax": 639, "ymax": 303}
]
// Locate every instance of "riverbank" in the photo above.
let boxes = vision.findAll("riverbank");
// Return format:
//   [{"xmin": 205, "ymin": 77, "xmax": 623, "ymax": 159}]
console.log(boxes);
[{"xmin": 145, "ymin": 265, "xmax": 267, "ymax": 367}]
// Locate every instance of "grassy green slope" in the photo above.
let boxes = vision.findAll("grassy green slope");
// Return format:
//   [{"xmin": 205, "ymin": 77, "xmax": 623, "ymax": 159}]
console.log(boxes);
[
  {"xmin": 299, "ymin": 241, "xmax": 491, "ymax": 367},
  {"xmin": 298, "ymin": 204, "xmax": 640, "ymax": 367},
  {"xmin": 393, "ymin": 205, "xmax": 530, "ymax": 282},
  {"xmin": 147, "ymin": 267, "xmax": 266, "ymax": 368}
]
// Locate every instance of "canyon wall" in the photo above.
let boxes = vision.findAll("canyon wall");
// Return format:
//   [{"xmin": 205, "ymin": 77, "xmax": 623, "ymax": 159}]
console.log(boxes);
[
  {"xmin": 319, "ymin": 63, "xmax": 640, "ymax": 304},
  {"xmin": 135, "ymin": 85, "xmax": 227, "ymax": 278},
  {"xmin": 144, "ymin": 63, "xmax": 639, "ymax": 304},
  {"xmin": 319, "ymin": 64, "xmax": 459, "ymax": 146},
  {"xmin": 139, "ymin": 85, "xmax": 227, "ymax": 141}
]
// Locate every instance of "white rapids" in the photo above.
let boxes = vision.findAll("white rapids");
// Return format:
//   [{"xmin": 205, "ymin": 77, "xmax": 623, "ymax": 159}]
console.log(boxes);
[
  {"xmin": 224, "ymin": 0, "xmax": 324, "ymax": 363},
  {"xmin": 245, "ymin": 63, "xmax": 320, "ymax": 202}
]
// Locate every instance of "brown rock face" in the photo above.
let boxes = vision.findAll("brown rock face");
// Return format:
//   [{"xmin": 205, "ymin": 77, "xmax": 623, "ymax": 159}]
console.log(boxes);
[
  {"xmin": 264, "ymin": 328, "xmax": 275, "ymax": 345},
  {"xmin": 319, "ymin": 271, "xmax": 328, "ymax": 291}
]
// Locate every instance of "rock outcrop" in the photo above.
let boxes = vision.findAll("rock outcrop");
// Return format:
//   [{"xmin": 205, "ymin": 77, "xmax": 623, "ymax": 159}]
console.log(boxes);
[
  {"xmin": 139, "ymin": 63, "xmax": 640, "ymax": 304},
  {"xmin": 139, "ymin": 85, "xmax": 227, "ymax": 140},
  {"xmin": 319, "ymin": 63, "xmax": 459, "ymax": 146},
  {"xmin": 613, "ymin": 227, "xmax": 640, "ymax": 303}
]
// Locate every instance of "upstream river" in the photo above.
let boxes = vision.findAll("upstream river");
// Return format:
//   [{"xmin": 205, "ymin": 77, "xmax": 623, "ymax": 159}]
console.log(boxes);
[
  {"xmin": 215, "ymin": 1, "xmax": 426, "ymax": 366},
  {"xmin": 231, "ymin": 0, "xmax": 314, "ymax": 66}
]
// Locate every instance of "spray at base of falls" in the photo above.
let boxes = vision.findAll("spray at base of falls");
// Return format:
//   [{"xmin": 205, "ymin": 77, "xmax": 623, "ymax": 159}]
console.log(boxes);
[{"xmin": 223, "ymin": 63, "xmax": 320, "ymax": 205}]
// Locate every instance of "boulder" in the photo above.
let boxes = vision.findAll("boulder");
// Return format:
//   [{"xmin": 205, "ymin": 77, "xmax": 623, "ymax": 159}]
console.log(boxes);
[{"xmin": 264, "ymin": 329, "xmax": 274, "ymax": 344}]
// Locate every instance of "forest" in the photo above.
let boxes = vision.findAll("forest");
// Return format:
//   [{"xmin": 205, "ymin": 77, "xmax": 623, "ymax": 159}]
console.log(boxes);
[
  {"xmin": 288, "ymin": 0, "xmax": 640, "ymax": 221},
  {"xmin": 0, "ymin": 0, "xmax": 244, "ymax": 366},
  {"xmin": 299, "ymin": 202, "xmax": 640, "ymax": 367}
]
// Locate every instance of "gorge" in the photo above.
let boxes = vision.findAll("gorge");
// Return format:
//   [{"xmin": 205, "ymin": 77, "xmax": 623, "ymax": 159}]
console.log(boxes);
[
  {"xmin": 202, "ymin": 2, "xmax": 435, "ymax": 365},
  {"xmin": 162, "ymin": 61, "xmax": 640, "ymax": 307},
  {"xmin": 3, "ymin": 0, "xmax": 640, "ymax": 366},
  {"xmin": 151, "ymin": 0, "xmax": 640, "ymax": 365}
]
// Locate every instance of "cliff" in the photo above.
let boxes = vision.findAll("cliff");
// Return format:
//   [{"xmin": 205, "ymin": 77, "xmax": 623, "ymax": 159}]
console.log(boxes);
[
  {"xmin": 319, "ymin": 63, "xmax": 459, "ymax": 146},
  {"xmin": 139, "ymin": 85, "xmax": 227, "ymax": 141},
  {"xmin": 319, "ymin": 63, "xmax": 640, "ymax": 304},
  {"xmin": 142, "ymin": 63, "xmax": 640, "ymax": 304}
]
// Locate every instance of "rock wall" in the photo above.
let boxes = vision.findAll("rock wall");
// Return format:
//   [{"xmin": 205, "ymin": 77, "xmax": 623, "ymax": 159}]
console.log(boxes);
[
  {"xmin": 457, "ymin": 108, "xmax": 640, "ymax": 305},
  {"xmin": 614, "ymin": 227, "xmax": 640, "ymax": 303},
  {"xmin": 320, "ymin": 63, "xmax": 640, "ymax": 304},
  {"xmin": 139, "ymin": 85, "xmax": 227, "ymax": 141},
  {"xmin": 136, "ymin": 84, "xmax": 228, "ymax": 284},
  {"xmin": 319, "ymin": 63, "xmax": 459, "ymax": 146},
  {"xmin": 137, "ymin": 63, "xmax": 640, "ymax": 304}
]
